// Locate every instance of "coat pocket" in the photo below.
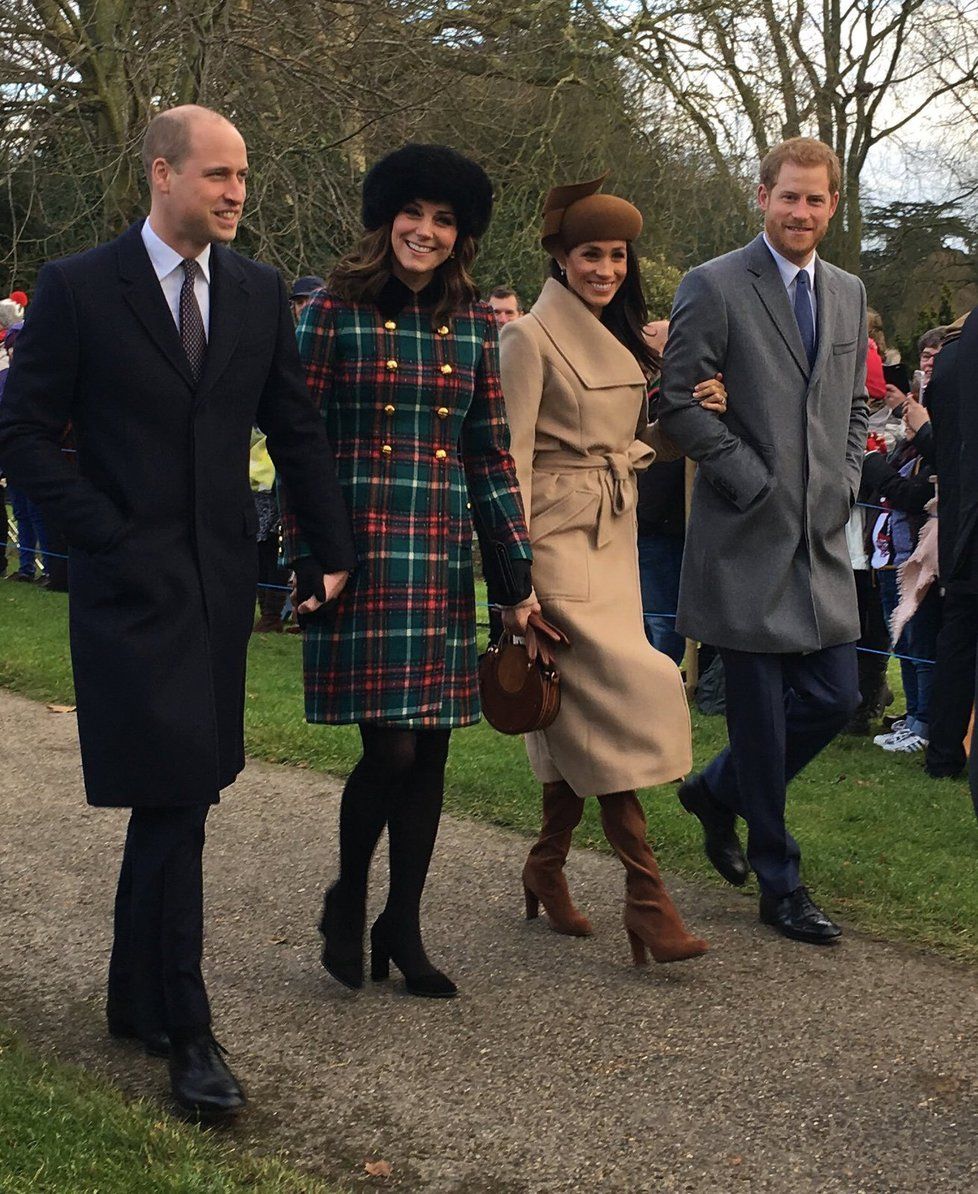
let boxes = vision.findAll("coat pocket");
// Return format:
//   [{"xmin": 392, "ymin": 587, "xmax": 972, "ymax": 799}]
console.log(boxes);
[
  {"xmin": 530, "ymin": 488, "xmax": 599, "ymax": 542},
  {"xmin": 832, "ymin": 340, "xmax": 857, "ymax": 355},
  {"xmin": 529, "ymin": 487, "xmax": 597, "ymax": 602}
]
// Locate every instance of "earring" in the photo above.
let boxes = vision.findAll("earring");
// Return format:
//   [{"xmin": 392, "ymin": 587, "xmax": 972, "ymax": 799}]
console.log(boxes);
[{"xmin": 450, "ymin": 251, "xmax": 456, "ymax": 259}]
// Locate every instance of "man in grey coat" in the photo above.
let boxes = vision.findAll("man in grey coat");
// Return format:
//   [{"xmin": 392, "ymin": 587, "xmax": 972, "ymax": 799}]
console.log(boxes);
[{"xmin": 660, "ymin": 138, "xmax": 868, "ymax": 945}]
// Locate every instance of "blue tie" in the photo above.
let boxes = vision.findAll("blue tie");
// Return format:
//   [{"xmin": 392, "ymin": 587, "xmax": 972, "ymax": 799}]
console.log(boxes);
[{"xmin": 793, "ymin": 268, "xmax": 816, "ymax": 368}]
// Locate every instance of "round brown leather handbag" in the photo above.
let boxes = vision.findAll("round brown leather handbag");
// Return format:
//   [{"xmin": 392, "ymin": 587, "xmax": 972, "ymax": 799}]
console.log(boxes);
[{"xmin": 478, "ymin": 615, "xmax": 569, "ymax": 735}]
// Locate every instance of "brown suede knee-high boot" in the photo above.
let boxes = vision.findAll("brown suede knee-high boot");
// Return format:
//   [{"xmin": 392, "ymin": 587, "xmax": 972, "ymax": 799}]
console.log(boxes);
[
  {"xmin": 522, "ymin": 781, "xmax": 593, "ymax": 937},
  {"xmin": 599, "ymin": 791, "xmax": 708, "ymax": 964}
]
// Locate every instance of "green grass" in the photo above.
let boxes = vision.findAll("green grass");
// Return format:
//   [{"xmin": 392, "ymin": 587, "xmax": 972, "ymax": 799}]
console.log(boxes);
[
  {"xmin": 0, "ymin": 1027, "xmax": 333, "ymax": 1193},
  {"xmin": 1, "ymin": 580, "xmax": 976, "ymax": 962}
]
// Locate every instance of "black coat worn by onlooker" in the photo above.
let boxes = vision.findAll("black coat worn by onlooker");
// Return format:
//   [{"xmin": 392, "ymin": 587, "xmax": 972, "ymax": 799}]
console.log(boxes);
[
  {"xmin": 927, "ymin": 311, "xmax": 978, "ymax": 788},
  {"xmin": 0, "ymin": 220, "xmax": 356, "ymax": 808},
  {"xmin": 949, "ymin": 313, "xmax": 978, "ymax": 589}
]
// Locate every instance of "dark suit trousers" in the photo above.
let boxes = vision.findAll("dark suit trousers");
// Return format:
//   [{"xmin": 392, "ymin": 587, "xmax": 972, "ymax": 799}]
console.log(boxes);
[
  {"xmin": 925, "ymin": 585, "xmax": 978, "ymax": 775},
  {"xmin": 701, "ymin": 643, "xmax": 859, "ymax": 897},
  {"xmin": 107, "ymin": 804, "xmax": 211, "ymax": 1036}
]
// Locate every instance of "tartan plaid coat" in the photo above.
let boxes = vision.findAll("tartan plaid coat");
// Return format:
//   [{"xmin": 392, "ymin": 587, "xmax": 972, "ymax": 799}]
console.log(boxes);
[{"xmin": 281, "ymin": 281, "xmax": 532, "ymax": 726}]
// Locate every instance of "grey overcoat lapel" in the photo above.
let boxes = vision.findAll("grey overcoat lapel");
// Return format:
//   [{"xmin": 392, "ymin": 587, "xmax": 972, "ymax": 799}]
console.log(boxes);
[
  {"xmin": 745, "ymin": 234, "xmax": 810, "ymax": 379},
  {"xmin": 807, "ymin": 259, "xmax": 837, "ymax": 389}
]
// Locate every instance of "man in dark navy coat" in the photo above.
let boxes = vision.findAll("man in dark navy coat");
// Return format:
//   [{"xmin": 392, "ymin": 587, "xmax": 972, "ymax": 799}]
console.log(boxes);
[
  {"xmin": 950, "ymin": 308, "xmax": 978, "ymax": 811},
  {"xmin": 0, "ymin": 106, "xmax": 356, "ymax": 1117}
]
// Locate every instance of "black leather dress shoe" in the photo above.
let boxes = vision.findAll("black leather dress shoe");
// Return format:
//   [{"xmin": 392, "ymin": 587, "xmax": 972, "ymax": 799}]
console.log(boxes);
[
  {"xmin": 169, "ymin": 1031, "xmax": 246, "ymax": 1119},
  {"xmin": 759, "ymin": 886, "xmax": 842, "ymax": 944},
  {"xmin": 677, "ymin": 773, "xmax": 750, "ymax": 886},
  {"xmin": 108, "ymin": 1016, "xmax": 170, "ymax": 1058}
]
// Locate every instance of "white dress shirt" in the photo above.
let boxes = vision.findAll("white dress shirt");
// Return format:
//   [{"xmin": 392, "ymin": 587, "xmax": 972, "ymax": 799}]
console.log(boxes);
[
  {"xmin": 141, "ymin": 219, "xmax": 211, "ymax": 339},
  {"xmin": 763, "ymin": 231, "xmax": 816, "ymax": 332}
]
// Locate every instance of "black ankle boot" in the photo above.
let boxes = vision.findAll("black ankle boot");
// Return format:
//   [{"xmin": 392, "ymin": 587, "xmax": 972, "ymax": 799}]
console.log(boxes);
[
  {"xmin": 369, "ymin": 912, "xmax": 457, "ymax": 998},
  {"xmin": 318, "ymin": 883, "xmax": 365, "ymax": 990}
]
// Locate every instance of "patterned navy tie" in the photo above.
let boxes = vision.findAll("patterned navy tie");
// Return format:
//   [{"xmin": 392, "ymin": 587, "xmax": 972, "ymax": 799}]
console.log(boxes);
[
  {"xmin": 179, "ymin": 258, "xmax": 206, "ymax": 382},
  {"xmin": 793, "ymin": 268, "xmax": 816, "ymax": 368}
]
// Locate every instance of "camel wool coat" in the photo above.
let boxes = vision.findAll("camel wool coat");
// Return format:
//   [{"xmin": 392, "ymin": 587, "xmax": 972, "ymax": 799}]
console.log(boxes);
[{"xmin": 499, "ymin": 278, "xmax": 692, "ymax": 797}]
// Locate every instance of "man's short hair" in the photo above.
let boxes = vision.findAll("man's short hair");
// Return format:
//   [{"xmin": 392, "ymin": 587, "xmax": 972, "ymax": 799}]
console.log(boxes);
[
  {"xmin": 142, "ymin": 111, "xmax": 194, "ymax": 181},
  {"xmin": 489, "ymin": 286, "xmax": 521, "ymax": 308},
  {"xmin": 760, "ymin": 137, "xmax": 841, "ymax": 195},
  {"xmin": 141, "ymin": 106, "xmax": 228, "ymax": 182},
  {"xmin": 918, "ymin": 327, "xmax": 945, "ymax": 353}
]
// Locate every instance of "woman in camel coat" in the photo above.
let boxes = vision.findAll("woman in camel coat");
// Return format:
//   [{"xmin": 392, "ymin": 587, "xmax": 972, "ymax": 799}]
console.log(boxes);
[{"xmin": 499, "ymin": 176, "xmax": 724, "ymax": 965}]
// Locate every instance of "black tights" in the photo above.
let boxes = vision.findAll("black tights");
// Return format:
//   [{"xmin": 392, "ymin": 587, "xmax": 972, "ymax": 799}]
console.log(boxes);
[{"xmin": 337, "ymin": 725, "xmax": 451, "ymax": 954}]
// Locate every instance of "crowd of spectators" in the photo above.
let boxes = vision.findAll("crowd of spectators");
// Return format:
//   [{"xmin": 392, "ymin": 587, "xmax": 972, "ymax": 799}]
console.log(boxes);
[
  {"xmin": 636, "ymin": 304, "xmax": 974, "ymax": 780},
  {"xmin": 1, "ymin": 289, "xmax": 70, "ymax": 590}
]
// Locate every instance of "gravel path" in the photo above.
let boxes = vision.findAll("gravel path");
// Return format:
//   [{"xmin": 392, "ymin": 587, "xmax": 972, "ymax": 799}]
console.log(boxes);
[{"xmin": 2, "ymin": 687, "xmax": 977, "ymax": 1192}]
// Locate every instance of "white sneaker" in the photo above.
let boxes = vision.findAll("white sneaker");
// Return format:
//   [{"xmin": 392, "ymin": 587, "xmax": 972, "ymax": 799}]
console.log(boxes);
[
  {"xmin": 874, "ymin": 718, "xmax": 908, "ymax": 746},
  {"xmin": 881, "ymin": 727, "xmax": 929, "ymax": 753}
]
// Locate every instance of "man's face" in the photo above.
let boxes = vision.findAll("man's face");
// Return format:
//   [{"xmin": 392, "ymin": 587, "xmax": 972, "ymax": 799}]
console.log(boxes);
[
  {"xmin": 153, "ymin": 117, "xmax": 249, "ymax": 253},
  {"xmin": 291, "ymin": 295, "xmax": 312, "ymax": 322},
  {"xmin": 920, "ymin": 343, "xmax": 941, "ymax": 382},
  {"xmin": 490, "ymin": 295, "xmax": 521, "ymax": 325},
  {"xmin": 758, "ymin": 161, "xmax": 839, "ymax": 266}
]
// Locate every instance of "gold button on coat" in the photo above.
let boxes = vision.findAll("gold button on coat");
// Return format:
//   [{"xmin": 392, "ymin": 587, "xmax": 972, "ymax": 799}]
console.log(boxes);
[
  {"xmin": 435, "ymin": 449, "xmax": 447, "ymax": 460},
  {"xmin": 436, "ymin": 406, "xmax": 449, "ymax": 419},
  {"xmin": 384, "ymin": 320, "xmax": 397, "ymax": 330},
  {"xmin": 384, "ymin": 404, "xmax": 396, "ymax": 415},
  {"xmin": 440, "ymin": 363, "xmax": 453, "ymax": 375},
  {"xmin": 437, "ymin": 325, "xmax": 450, "ymax": 336},
  {"xmin": 386, "ymin": 359, "xmax": 398, "ymax": 371},
  {"xmin": 381, "ymin": 444, "xmax": 392, "ymax": 456}
]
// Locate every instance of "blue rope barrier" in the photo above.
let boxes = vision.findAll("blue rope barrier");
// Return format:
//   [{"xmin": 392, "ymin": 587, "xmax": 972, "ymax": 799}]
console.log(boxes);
[
  {"xmin": 635, "ymin": 619, "xmax": 937, "ymax": 667},
  {"xmin": 485, "ymin": 602, "xmax": 937, "ymax": 667},
  {"xmin": 1, "ymin": 540, "xmax": 937, "ymax": 665},
  {"xmin": 0, "ymin": 540, "xmax": 291, "ymax": 591}
]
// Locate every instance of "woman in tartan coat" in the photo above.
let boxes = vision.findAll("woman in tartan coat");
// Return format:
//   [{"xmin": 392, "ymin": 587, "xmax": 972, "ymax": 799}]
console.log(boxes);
[{"xmin": 281, "ymin": 145, "xmax": 535, "ymax": 998}]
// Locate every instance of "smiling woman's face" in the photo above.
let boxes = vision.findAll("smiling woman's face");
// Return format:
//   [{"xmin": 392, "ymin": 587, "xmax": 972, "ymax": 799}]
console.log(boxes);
[
  {"xmin": 389, "ymin": 199, "xmax": 458, "ymax": 289},
  {"xmin": 559, "ymin": 240, "xmax": 628, "ymax": 314}
]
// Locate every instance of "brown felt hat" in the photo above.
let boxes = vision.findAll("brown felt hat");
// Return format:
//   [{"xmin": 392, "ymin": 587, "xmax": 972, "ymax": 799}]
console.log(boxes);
[{"xmin": 540, "ymin": 173, "xmax": 642, "ymax": 255}]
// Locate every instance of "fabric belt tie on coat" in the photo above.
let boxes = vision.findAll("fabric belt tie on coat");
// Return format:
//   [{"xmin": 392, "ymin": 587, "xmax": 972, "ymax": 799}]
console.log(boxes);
[{"xmin": 535, "ymin": 443, "xmax": 651, "ymax": 548}]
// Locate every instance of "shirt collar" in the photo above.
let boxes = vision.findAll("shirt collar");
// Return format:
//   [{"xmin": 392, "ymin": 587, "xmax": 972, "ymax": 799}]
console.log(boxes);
[
  {"xmin": 762, "ymin": 231, "xmax": 815, "ymax": 292},
  {"xmin": 141, "ymin": 218, "xmax": 211, "ymax": 284}
]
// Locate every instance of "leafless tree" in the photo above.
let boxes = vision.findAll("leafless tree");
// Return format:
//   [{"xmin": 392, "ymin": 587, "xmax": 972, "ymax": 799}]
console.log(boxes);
[{"xmin": 599, "ymin": 0, "xmax": 978, "ymax": 269}]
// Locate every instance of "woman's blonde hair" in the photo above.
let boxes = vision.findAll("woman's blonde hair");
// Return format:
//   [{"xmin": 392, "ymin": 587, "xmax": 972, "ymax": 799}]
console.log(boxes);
[{"xmin": 867, "ymin": 307, "xmax": 886, "ymax": 353}]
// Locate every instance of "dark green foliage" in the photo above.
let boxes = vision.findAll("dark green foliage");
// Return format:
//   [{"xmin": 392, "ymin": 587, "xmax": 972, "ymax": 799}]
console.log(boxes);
[{"xmin": 862, "ymin": 199, "xmax": 978, "ymax": 355}]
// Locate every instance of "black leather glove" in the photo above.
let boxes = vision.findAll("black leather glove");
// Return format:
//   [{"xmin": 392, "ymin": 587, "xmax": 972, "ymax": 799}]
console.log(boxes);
[{"xmin": 292, "ymin": 557, "xmax": 331, "ymax": 624}]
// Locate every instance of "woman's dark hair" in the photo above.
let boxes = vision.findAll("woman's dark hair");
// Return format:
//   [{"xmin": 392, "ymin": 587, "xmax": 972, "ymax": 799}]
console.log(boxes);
[
  {"xmin": 328, "ymin": 220, "xmax": 480, "ymax": 326},
  {"xmin": 549, "ymin": 245, "xmax": 659, "ymax": 376}
]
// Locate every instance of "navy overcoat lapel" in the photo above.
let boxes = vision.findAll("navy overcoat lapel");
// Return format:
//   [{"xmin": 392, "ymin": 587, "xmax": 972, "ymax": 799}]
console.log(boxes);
[
  {"xmin": 745, "ymin": 234, "xmax": 810, "ymax": 379},
  {"xmin": 196, "ymin": 244, "xmax": 248, "ymax": 407},
  {"xmin": 117, "ymin": 220, "xmax": 197, "ymax": 391}
]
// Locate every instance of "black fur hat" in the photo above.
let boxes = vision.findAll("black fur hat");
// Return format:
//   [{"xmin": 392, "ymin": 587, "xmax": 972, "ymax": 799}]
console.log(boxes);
[{"xmin": 362, "ymin": 144, "xmax": 494, "ymax": 241}]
